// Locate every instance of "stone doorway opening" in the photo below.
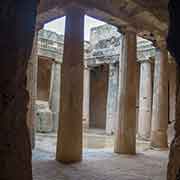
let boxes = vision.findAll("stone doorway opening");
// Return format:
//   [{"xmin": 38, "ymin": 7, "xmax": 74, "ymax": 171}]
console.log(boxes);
[
  {"xmin": 33, "ymin": 15, "xmax": 117, "ymax": 161},
  {"xmin": 31, "ymin": 13, "xmax": 169, "ymax": 179},
  {"xmin": 32, "ymin": 14, "xmax": 174, "ymax": 161},
  {"xmin": 33, "ymin": 17, "xmax": 65, "ymax": 160}
]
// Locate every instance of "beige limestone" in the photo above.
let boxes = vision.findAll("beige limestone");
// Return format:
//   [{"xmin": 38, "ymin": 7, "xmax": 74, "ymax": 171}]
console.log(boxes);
[
  {"xmin": 89, "ymin": 64, "xmax": 109, "ymax": 129},
  {"xmin": 27, "ymin": 32, "xmax": 38, "ymax": 148},
  {"xmin": 37, "ymin": 57, "xmax": 53, "ymax": 101},
  {"xmin": 167, "ymin": 65, "xmax": 180, "ymax": 180},
  {"xmin": 83, "ymin": 66, "xmax": 90, "ymax": 128},
  {"xmin": 114, "ymin": 29, "xmax": 137, "ymax": 154},
  {"xmin": 56, "ymin": 7, "xmax": 84, "ymax": 163},
  {"xmin": 136, "ymin": 63, "xmax": 140, "ymax": 134},
  {"xmin": 151, "ymin": 46, "xmax": 169, "ymax": 149},
  {"xmin": 36, "ymin": 101, "xmax": 53, "ymax": 133},
  {"xmin": 138, "ymin": 59, "xmax": 152, "ymax": 140},
  {"xmin": 49, "ymin": 61, "xmax": 61, "ymax": 131},
  {"xmin": 169, "ymin": 61, "xmax": 177, "ymax": 124}
]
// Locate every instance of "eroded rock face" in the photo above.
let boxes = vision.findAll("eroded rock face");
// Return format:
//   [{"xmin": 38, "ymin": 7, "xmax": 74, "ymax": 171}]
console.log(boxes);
[
  {"xmin": 0, "ymin": 1, "xmax": 37, "ymax": 180},
  {"xmin": 167, "ymin": 0, "xmax": 180, "ymax": 65},
  {"xmin": 167, "ymin": 0, "xmax": 180, "ymax": 179},
  {"xmin": 167, "ymin": 69, "xmax": 180, "ymax": 179}
]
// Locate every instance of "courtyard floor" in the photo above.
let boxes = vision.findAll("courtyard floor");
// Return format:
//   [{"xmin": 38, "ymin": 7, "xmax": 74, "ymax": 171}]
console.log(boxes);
[{"xmin": 32, "ymin": 129, "xmax": 169, "ymax": 180}]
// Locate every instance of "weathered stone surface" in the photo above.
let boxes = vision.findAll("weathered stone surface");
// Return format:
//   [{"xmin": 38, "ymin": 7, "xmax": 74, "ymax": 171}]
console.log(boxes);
[
  {"xmin": 56, "ymin": 8, "xmax": 84, "ymax": 163},
  {"xmin": 89, "ymin": 64, "xmax": 109, "ymax": 129},
  {"xmin": 33, "ymin": 147, "xmax": 168, "ymax": 180},
  {"xmin": 106, "ymin": 63, "xmax": 119, "ymax": 134},
  {"xmin": 114, "ymin": 30, "xmax": 137, "ymax": 154},
  {"xmin": 169, "ymin": 61, "xmax": 177, "ymax": 124},
  {"xmin": 138, "ymin": 59, "xmax": 152, "ymax": 140},
  {"xmin": 167, "ymin": 65, "xmax": 180, "ymax": 180},
  {"xmin": 27, "ymin": 33, "xmax": 38, "ymax": 148},
  {"xmin": 37, "ymin": 0, "xmax": 169, "ymax": 40},
  {"xmin": 151, "ymin": 47, "xmax": 169, "ymax": 149},
  {"xmin": 49, "ymin": 62, "xmax": 61, "ymax": 132},
  {"xmin": 37, "ymin": 57, "xmax": 53, "ymax": 101},
  {"xmin": 86, "ymin": 24, "xmax": 155, "ymax": 135},
  {"xmin": 87, "ymin": 24, "xmax": 155, "ymax": 68},
  {"xmin": 36, "ymin": 101, "xmax": 53, "ymax": 133},
  {"xmin": 0, "ymin": 1, "xmax": 37, "ymax": 180},
  {"xmin": 83, "ymin": 65, "xmax": 90, "ymax": 128},
  {"xmin": 38, "ymin": 29, "xmax": 64, "ymax": 61}
]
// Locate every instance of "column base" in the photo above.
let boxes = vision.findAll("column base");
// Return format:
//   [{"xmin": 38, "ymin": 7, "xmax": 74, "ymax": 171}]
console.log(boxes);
[
  {"xmin": 56, "ymin": 153, "xmax": 82, "ymax": 164},
  {"xmin": 114, "ymin": 132, "xmax": 136, "ymax": 155},
  {"xmin": 137, "ymin": 133, "xmax": 150, "ymax": 141},
  {"xmin": 150, "ymin": 130, "xmax": 168, "ymax": 149},
  {"xmin": 52, "ymin": 112, "xmax": 59, "ymax": 132}
]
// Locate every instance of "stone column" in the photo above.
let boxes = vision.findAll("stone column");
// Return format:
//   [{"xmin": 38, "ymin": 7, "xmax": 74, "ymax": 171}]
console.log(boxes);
[
  {"xmin": 114, "ymin": 28, "xmax": 137, "ymax": 154},
  {"xmin": 27, "ymin": 32, "xmax": 38, "ymax": 148},
  {"xmin": 83, "ymin": 64, "xmax": 90, "ymax": 129},
  {"xmin": 136, "ymin": 63, "xmax": 140, "ymax": 134},
  {"xmin": 89, "ymin": 64, "xmax": 109, "ymax": 129},
  {"xmin": 138, "ymin": 59, "xmax": 152, "ymax": 140},
  {"xmin": 168, "ymin": 60, "xmax": 177, "ymax": 143},
  {"xmin": 49, "ymin": 60, "xmax": 61, "ymax": 132},
  {"xmin": 169, "ymin": 60, "xmax": 177, "ymax": 124},
  {"xmin": 56, "ymin": 7, "xmax": 84, "ymax": 163},
  {"xmin": 106, "ymin": 63, "xmax": 119, "ymax": 135},
  {"xmin": 151, "ymin": 42, "xmax": 169, "ymax": 149}
]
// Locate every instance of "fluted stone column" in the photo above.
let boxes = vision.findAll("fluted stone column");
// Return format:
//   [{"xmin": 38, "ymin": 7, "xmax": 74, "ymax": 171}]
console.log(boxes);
[
  {"xmin": 167, "ymin": 59, "xmax": 177, "ymax": 145},
  {"xmin": 83, "ymin": 65, "xmax": 90, "ymax": 129},
  {"xmin": 106, "ymin": 63, "xmax": 119, "ymax": 135},
  {"xmin": 151, "ymin": 42, "xmax": 169, "ymax": 149},
  {"xmin": 114, "ymin": 28, "xmax": 137, "ymax": 154},
  {"xmin": 136, "ymin": 63, "xmax": 140, "ymax": 134},
  {"xmin": 27, "ymin": 32, "xmax": 38, "ymax": 148},
  {"xmin": 138, "ymin": 59, "xmax": 152, "ymax": 140},
  {"xmin": 169, "ymin": 60, "xmax": 177, "ymax": 124},
  {"xmin": 56, "ymin": 7, "xmax": 84, "ymax": 163},
  {"xmin": 49, "ymin": 60, "xmax": 61, "ymax": 132}
]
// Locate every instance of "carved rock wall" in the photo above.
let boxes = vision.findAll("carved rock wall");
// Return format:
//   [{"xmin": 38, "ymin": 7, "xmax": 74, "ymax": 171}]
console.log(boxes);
[
  {"xmin": 167, "ymin": 65, "xmax": 180, "ymax": 180},
  {"xmin": 0, "ymin": 1, "xmax": 37, "ymax": 180}
]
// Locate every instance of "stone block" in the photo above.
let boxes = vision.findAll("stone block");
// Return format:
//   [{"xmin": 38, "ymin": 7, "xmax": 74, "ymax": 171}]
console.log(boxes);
[{"xmin": 36, "ymin": 100, "xmax": 53, "ymax": 133}]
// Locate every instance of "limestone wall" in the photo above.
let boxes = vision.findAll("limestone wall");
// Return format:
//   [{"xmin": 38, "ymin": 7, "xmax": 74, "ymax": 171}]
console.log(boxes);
[{"xmin": 89, "ymin": 64, "xmax": 109, "ymax": 129}]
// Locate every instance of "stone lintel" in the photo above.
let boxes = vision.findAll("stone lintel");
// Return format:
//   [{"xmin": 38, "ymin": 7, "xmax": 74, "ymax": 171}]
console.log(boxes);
[
  {"xmin": 137, "ymin": 57, "xmax": 154, "ymax": 64},
  {"xmin": 86, "ymin": 55, "xmax": 120, "ymax": 67}
]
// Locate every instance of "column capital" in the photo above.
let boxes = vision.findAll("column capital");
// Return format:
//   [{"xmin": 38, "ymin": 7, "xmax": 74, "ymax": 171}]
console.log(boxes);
[
  {"xmin": 52, "ymin": 58, "xmax": 62, "ymax": 65},
  {"xmin": 117, "ymin": 26, "xmax": 136, "ymax": 35},
  {"xmin": 155, "ymin": 38, "xmax": 167, "ymax": 50},
  {"xmin": 137, "ymin": 57, "xmax": 153, "ymax": 64}
]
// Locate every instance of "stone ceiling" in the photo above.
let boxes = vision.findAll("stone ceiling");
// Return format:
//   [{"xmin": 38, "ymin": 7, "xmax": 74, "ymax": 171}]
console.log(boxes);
[{"xmin": 37, "ymin": 0, "xmax": 169, "ymax": 41}]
